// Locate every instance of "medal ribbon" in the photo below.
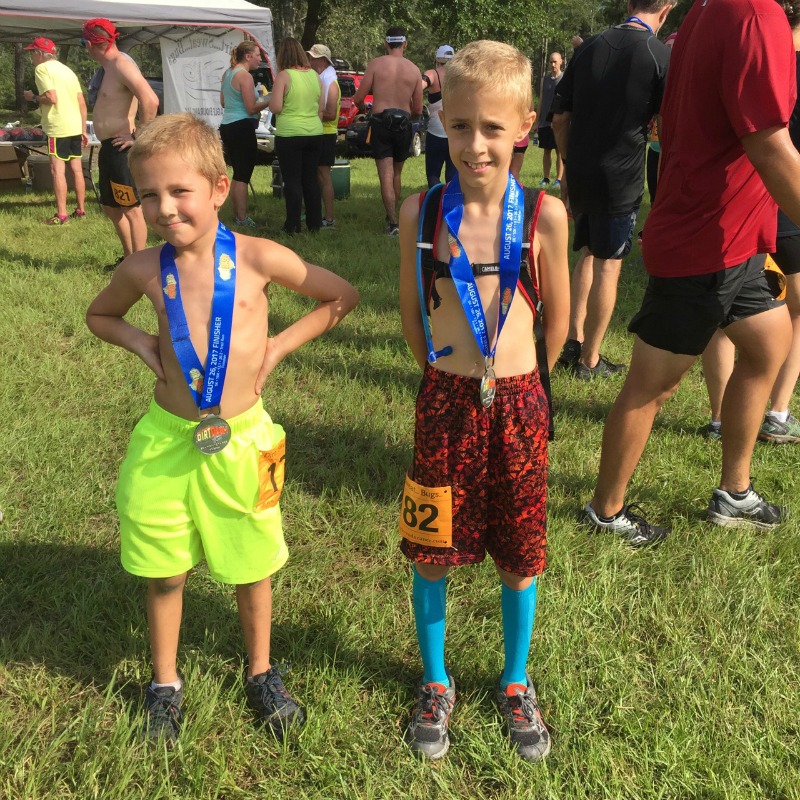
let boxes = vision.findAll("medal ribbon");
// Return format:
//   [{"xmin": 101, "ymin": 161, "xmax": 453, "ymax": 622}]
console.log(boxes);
[
  {"xmin": 442, "ymin": 173, "xmax": 524, "ymax": 365},
  {"xmin": 159, "ymin": 222, "xmax": 236, "ymax": 412},
  {"xmin": 622, "ymin": 16, "xmax": 654, "ymax": 34}
]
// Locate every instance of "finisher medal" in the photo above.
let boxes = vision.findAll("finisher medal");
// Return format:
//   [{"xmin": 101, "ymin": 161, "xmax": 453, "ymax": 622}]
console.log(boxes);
[
  {"xmin": 194, "ymin": 414, "xmax": 232, "ymax": 455},
  {"xmin": 480, "ymin": 364, "xmax": 497, "ymax": 408}
]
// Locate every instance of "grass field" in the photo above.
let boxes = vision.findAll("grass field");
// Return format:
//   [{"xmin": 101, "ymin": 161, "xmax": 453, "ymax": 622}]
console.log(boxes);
[{"xmin": 1, "ymin": 146, "xmax": 799, "ymax": 800}]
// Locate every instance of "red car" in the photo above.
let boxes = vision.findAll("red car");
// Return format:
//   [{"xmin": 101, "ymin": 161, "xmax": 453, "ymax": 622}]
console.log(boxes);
[{"xmin": 337, "ymin": 72, "xmax": 372, "ymax": 133}]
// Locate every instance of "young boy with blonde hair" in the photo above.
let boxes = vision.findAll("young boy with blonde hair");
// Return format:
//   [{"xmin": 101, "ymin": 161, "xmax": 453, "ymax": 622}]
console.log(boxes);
[
  {"xmin": 398, "ymin": 40, "xmax": 570, "ymax": 761},
  {"xmin": 87, "ymin": 112, "xmax": 358, "ymax": 742}
]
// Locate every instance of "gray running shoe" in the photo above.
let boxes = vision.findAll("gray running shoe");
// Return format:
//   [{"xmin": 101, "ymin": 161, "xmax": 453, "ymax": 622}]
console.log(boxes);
[
  {"xmin": 496, "ymin": 673, "xmax": 551, "ymax": 763},
  {"xmin": 758, "ymin": 413, "xmax": 800, "ymax": 444},
  {"xmin": 556, "ymin": 338, "xmax": 582, "ymax": 370},
  {"xmin": 245, "ymin": 664, "xmax": 305, "ymax": 740},
  {"xmin": 701, "ymin": 422, "xmax": 722, "ymax": 441},
  {"xmin": 321, "ymin": 218, "xmax": 336, "ymax": 228},
  {"xmin": 707, "ymin": 484, "xmax": 787, "ymax": 530},
  {"xmin": 233, "ymin": 216, "xmax": 257, "ymax": 228},
  {"xmin": 386, "ymin": 222, "xmax": 400, "ymax": 236},
  {"xmin": 142, "ymin": 682, "xmax": 183, "ymax": 743},
  {"xmin": 581, "ymin": 502, "xmax": 669, "ymax": 547},
  {"xmin": 406, "ymin": 674, "xmax": 455, "ymax": 759},
  {"xmin": 575, "ymin": 354, "xmax": 626, "ymax": 380}
]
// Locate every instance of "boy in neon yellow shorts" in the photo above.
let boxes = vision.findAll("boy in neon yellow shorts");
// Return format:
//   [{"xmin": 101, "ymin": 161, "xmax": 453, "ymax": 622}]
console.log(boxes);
[{"xmin": 86, "ymin": 112, "xmax": 359, "ymax": 742}]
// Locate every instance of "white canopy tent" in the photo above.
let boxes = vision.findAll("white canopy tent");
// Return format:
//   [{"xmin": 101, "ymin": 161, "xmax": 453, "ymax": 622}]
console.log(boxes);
[{"xmin": 0, "ymin": 0, "xmax": 276, "ymax": 126}]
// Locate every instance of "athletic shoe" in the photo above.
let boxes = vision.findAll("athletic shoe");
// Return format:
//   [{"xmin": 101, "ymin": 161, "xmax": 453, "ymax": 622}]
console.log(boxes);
[
  {"xmin": 581, "ymin": 502, "xmax": 669, "ymax": 547},
  {"xmin": 406, "ymin": 674, "xmax": 455, "ymax": 759},
  {"xmin": 496, "ymin": 673, "xmax": 551, "ymax": 763},
  {"xmin": 233, "ymin": 216, "xmax": 257, "ymax": 228},
  {"xmin": 71, "ymin": 209, "xmax": 86, "ymax": 220},
  {"xmin": 552, "ymin": 180, "xmax": 561, "ymax": 189},
  {"xmin": 700, "ymin": 422, "xmax": 722, "ymax": 441},
  {"xmin": 321, "ymin": 218, "xmax": 335, "ymax": 228},
  {"xmin": 103, "ymin": 256, "xmax": 124, "ymax": 273},
  {"xmin": 245, "ymin": 664, "xmax": 305, "ymax": 740},
  {"xmin": 386, "ymin": 223, "xmax": 400, "ymax": 236},
  {"xmin": 707, "ymin": 484, "xmax": 787, "ymax": 530},
  {"xmin": 575, "ymin": 354, "xmax": 627, "ymax": 380},
  {"xmin": 538, "ymin": 178, "xmax": 550, "ymax": 186},
  {"xmin": 44, "ymin": 214, "xmax": 69, "ymax": 226},
  {"xmin": 758, "ymin": 413, "xmax": 800, "ymax": 444},
  {"xmin": 556, "ymin": 338, "xmax": 582, "ymax": 370},
  {"xmin": 142, "ymin": 682, "xmax": 183, "ymax": 743}
]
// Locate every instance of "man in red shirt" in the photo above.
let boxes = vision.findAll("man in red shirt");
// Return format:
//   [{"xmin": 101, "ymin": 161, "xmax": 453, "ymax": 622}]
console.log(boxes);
[{"xmin": 582, "ymin": 0, "xmax": 800, "ymax": 544}]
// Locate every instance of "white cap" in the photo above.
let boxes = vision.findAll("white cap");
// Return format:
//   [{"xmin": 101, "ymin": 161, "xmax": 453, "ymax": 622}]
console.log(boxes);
[{"xmin": 435, "ymin": 45, "xmax": 455, "ymax": 60}]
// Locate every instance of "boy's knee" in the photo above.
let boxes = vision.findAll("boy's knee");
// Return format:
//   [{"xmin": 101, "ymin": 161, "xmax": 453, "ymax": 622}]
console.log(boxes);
[
  {"xmin": 496, "ymin": 565, "xmax": 534, "ymax": 591},
  {"xmin": 149, "ymin": 574, "xmax": 187, "ymax": 594},
  {"xmin": 414, "ymin": 562, "xmax": 449, "ymax": 582}
]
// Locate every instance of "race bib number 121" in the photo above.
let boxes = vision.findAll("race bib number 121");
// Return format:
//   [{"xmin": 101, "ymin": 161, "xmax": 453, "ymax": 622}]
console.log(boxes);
[{"xmin": 399, "ymin": 474, "xmax": 452, "ymax": 548}]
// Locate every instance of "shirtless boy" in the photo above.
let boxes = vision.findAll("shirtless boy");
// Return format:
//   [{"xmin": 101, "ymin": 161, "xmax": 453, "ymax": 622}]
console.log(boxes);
[
  {"xmin": 398, "ymin": 40, "xmax": 570, "ymax": 760},
  {"xmin": 86, "ymin": 113, "xmax": 359, "ymax": 742},
  {"xmin": 82, "ymin": 18, "xmax": 159, "ymax": 268},
  {"xmin": 353, "ymin": 26, "xmax": 423, "ymax": 235}
]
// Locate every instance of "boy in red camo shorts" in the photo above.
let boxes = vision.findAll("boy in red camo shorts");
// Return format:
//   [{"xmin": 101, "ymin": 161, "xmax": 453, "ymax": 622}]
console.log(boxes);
[{"xmin": 397, "ymin": 40, "xmax": 570, "ymax": 761}]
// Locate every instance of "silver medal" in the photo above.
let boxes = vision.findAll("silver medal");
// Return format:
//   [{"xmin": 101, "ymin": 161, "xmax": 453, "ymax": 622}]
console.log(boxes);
[
  {"xmin": 193, "ymin": 414, "xmax": 232, "ymax": 454},
  {"xmin": 479, "ymin": 366, "xmax": 497, "ymax": 408}
]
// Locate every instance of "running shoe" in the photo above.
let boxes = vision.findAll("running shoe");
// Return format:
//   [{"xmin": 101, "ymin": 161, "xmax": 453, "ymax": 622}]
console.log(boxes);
[
  {"xmin": 71, "ymin": 208, "xmax": 86, "ymax": 220},
  {"xmin": 552, "ymin": 180, "xmax": 561, "ymax": 189},
  {"xmin": 103, "ymin": 256, "xmax": 124, "ymax": 273},
  {"xmin": 233, "ymin": 216, "xmax": 257, "ymax": 228},
  {"xmin": 142, "ymin": 682, "xmax": 183, "ymax": 743},
  {"xmin": 707, "ymin": 484, "xmax": 787, "ymax": 530},
  {"xmin": 386, "ymin": 223, "xmax": 400, "ymax": 236},
  {"xmin": 575, "ymin": 354, "xmax": 626, "ymax": 380},
  {"xmin": 758, "ymin": 413, "xmax": 800, "ymax": 444},
  {"xmin": 245, "ymin": 664, "xmax": 305, "ymax": 740},
  {"xmin": 556, "ymin": 338, "xmax": 582, "ymax": 370},
  {"xmin": 581, "ymin": 502, "xmax": 669, "ymax": 547},
  {"xmin": 538, "ymin": 178, "xmax": 550, "ymax": 187},
  {"xmin": 701, "ymin": 422, "xmax": 722, "ymax": 441},
  {"xmin": 496, "ymin": 673, "xmax": 551, "ymax": 762},
  {"xmin": 321, "ymin": 218, "xmax": 336, "ymax": 228},
  {"xmin": 44, "ymin": 214, "xmax": 69, "ymax": 226},
  {"xmin": 406, "ymin": 674, "xmax": 455, "ymax": 759}
]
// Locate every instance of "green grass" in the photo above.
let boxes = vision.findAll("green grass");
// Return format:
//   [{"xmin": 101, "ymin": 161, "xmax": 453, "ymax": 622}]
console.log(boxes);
[{"xmin": 1, "ymin": 150, "xmax": 799, "ymax": 800}]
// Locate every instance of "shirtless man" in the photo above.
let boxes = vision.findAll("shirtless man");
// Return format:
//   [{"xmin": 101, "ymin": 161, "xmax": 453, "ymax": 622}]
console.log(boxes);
[
  {"xmin": 82, "ymin": 17, "xmax": 159, "ymax": 269},
  {"xmin": 353, "ymin": 26, "xmax": 423, "ymax": 235}
]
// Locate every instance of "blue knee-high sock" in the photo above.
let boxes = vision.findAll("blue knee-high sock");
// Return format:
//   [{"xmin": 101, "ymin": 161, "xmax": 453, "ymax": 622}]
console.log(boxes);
[
  {"xmin": 500, "ymin": 578, "xmax": 538, "ymax": 689},
  {"xmin": 412, "ymin": 566, "xmax": 449, "ymax": 687}
]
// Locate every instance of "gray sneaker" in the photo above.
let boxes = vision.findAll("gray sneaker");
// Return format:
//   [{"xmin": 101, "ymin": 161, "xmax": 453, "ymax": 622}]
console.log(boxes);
[
  {"xmin": 142, "ymin": 682, "xmax": 183, "ymax": 743},
  {"xmin": 406, "ymin": 674, "xmax": 455, "ymax": 759},
  {"xmin": 707, "ymin": 484, "xmax": 787, "ymax": 530},
  {"xmin": 496, "ymin": 673, "xmax": 551, "ymax": 762},
  {"xmin": 575, "ymin": 354, "xmax": 626, "ymax": 380},
  {"xmin": 758, "ymin": 413, "xmax": 800, "ymax": 444},
  {"xmin": 245, "ymin": 664, "xmax": 305, "ymax": 740},
  {"xmin": 581, "ymin": 502, "xmax": 669, "ymax": 547},
  {"xmin": 556, "ymin": 338, "xmax": 582, "ymax": 370}
]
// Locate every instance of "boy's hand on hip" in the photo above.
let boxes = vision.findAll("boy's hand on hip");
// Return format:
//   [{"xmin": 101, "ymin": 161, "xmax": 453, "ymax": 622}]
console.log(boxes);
[
  {"xmin": 255, "ymin": 337, "xmax": 282, "ymax": 394},
  {"xmin": 136, "ymin": 334, "xmax": 165, "ymax": 380}
]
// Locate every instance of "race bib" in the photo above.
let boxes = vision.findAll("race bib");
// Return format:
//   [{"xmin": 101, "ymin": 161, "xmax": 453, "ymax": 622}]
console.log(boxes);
[
  {"xmin": 399, "ymin": 473, "xmax": 452, "ymax": 548},
  {"xmin": 110, "ymin": 180, "xmax": 137, "ymax": 207},
  {"xmin": 256, "ymin": 437, "xmax": 286, "ymax": 511}
]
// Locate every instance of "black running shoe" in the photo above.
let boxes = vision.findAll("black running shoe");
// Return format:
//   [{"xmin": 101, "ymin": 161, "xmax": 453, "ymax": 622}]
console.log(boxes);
[
  {"xmin": 556, "ymin": 338, "xmax": 582, "ymax": 370},
  {"xmin": 707, "ymin": 484, "xmax": 787, "ymax": 530},
  {"xmin": 496, "ymin": 673, "xmax": 551, "ymax": 762},
  {"xmin": 575, "ymin": 354, "xmax": 626, "ymax": 380},
  {"xmin": 245, "ymin": 664, "xmax": 305, "ymax": 740},
  {"xmin": 142, "ymin": 683, "xmax": 183, "ymax": 743},
  {"xmin": 406, "ymin": 674, "xmax": 455, "ymax": 759},
  {"xmin": 581, "ymin": 502, "xmax": 669, "ymax": 547}
]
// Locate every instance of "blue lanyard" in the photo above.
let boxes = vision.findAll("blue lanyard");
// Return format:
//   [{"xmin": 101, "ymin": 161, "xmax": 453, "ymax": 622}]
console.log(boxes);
[
  {"xmin": 442, "ymin": 173, "xmax": 524, "ymax": 364},
  {"xmin": 623, "ymin": 16, "xmax": 654, "ymax": 34},
  {"xmin": 159, "ymin": 222, "xmax": 236, "ymax": 412}
]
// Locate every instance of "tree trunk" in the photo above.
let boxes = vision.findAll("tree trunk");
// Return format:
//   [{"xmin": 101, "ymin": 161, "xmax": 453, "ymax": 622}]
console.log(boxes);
[
  {"xmin": 14, "ymin": 44, "xmax": 28, "ymax": 113},
  {"xmin": 300, "ymin": 0, "xmax": 324, "ymax": 50}
]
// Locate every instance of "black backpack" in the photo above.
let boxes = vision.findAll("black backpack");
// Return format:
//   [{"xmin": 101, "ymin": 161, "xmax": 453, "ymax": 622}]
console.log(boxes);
[{"xmin": 416, "ymin": 184, "xmax": 555, "ymax": 440}]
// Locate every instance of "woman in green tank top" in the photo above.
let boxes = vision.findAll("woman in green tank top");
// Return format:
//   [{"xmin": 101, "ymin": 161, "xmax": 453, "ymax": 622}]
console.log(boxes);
[{"xmin": 269, "ymin": 38, "xmax": 325, "ymax": 234}]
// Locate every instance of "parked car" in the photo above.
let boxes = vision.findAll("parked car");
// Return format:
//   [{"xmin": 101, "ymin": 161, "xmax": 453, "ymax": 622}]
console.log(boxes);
[
  {"xmin": 337, "ymin": 72, "xmax": 372, "ymax": 133},
  {"xmin": 345, "ymin": 106, "xmax": 429, "ymax": 157}
]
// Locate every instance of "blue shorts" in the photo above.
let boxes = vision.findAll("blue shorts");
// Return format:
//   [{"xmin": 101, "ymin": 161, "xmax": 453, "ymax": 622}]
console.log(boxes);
[{"xmin": 573, "ymin": 209, "xmax": 638, "ymax": 260}]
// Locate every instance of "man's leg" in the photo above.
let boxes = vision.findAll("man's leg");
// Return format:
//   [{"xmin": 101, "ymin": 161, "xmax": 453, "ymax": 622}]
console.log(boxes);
[
  {"xmin": 768, "ymin": 273, "xmax": 800, "ymax": 412},
  {"xmin": 542, "ymin": 149, "xmax": 552, "ymax": 182},
  {"xmin": 701, "ymin": 329, "xmax": 735, "ymax": 425},
  {"xmin": 568, "ymin": 247, "xmax": 593, "ymax": 343},
  {"xmin": 392, "ymin": 161, "xmax": 405, "ymax": 219},
  {"xmin": 718, "ymin": 305, "xmax": 791, "ymax": 492},
  {"xmin": 49, "ymin": 156, "xmax": 68, "ymax": 218},
  {"xmin": 591, "ymin": 336, "xmax": 695, "ymax": 517},
  {"xmin": 69, "ymin": 157, "xmax": 86, "ymax": 214},
  {"xmin": 579, "ymin": 256, "xmax": 623, "ymax": 369},
  {"xmin": 375, "ymin": 156, "xmax": 397, "ymax": 225},
  {"xmin": 318, "ymin": 165, "xmax": 334, "ymax": 222},
  {"xmin": 555, "ymin": 150, "xmax": 564, "ymax": 183},
  {"xmin": 102, "ymin": 204, "xmax": 147, "ymax": 256}
]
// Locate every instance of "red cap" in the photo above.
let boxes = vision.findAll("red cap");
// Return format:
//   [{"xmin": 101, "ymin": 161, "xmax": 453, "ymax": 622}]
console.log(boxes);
[
  {"xmin": 23, "ymin": 37, "xmax": 56, "ymax": 55},
  {"xmin": 81, "ymin": 18, "xmax": 119, "ymax": 45}
]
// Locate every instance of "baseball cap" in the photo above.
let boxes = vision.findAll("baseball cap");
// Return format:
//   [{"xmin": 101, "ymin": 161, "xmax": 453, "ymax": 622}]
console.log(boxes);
[
  {"xmin": 23, "ymin": 37, "xmax": 56, "ymax": 55},
  {"xmin": 435, "ymin": 45, "xmax": 455, "ymax": 60},
  {"xmin": 307, "ymin": 44, "xmax": 333, "ymax": 64},
  {"xmin": 81, "ymin": 18, "xmax": 119, "ymax": 45}
]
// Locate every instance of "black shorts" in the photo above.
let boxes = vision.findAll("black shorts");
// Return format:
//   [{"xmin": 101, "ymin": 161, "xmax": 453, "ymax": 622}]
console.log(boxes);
[
  {"xmin": 47, "ymin": 134, "xmax": 82, "ymax": 161},
  {"xmin": 573, "ymin": 209, "xmax": 638, "ymax": 260},
  {"xmin": 98, "ymin": 139, "xmax": 139, "ymax": 208},
  {"xmin": 774, "ymin": 233, "xmax": 800, "ymax": 276},
  {"xmin": 628, "ymin": 254, "xmax": 785, "ymax": 356},
  {"xmin": 537, "ymin": 126, "xmax": 557, "ymax": 151},
  {"xmin": 219, "ymin": 118, "xmax": 258, "ymax": 184},
  {"xmin": 370, "ymin": 110, "xmax": 413, "ymax": 162},
  {"xmin": 319, "ymin": 133, "xmax": 336, "ymax": 167}
]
